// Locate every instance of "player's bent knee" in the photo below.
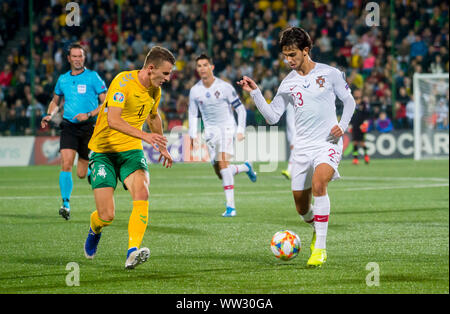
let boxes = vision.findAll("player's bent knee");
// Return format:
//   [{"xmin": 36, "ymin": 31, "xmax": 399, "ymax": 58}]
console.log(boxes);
[
  {"xmin": 98, "ymin": 210, "xmax": 115, "ymax": 222},
  {"xmin": 312, "ymin": 181, "xmax": 327, "ymax": 196},
  {"xmin": 61, "ymin": 163, "xmax": 73, "ymax": 172},
  {"xmin": 132, "ymin": 186, "xmax": 149, "ymax": 201},
  {"xmin": 217, "ymin": 161, "xmax": 229, "ymax": 170}
]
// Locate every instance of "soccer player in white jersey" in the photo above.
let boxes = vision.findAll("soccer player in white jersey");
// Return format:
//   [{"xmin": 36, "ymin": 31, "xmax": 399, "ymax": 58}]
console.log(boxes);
[
  {"xmin": 281, "ymin": 103, "xmax": 295, "ymax": 180},
  {"xmin": 189, "ymin": 54, "xmax": 257, "ymax": 217},
  {"xmin": 238, "ymin": 27, "xmax": 356, "ymax": 267}
]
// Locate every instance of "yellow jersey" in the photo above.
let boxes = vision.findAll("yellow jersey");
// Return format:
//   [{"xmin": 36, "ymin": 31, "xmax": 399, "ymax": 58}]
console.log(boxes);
[{"xmin": 88, "ymin": 70, "xmax": 161, "ymax": 153}]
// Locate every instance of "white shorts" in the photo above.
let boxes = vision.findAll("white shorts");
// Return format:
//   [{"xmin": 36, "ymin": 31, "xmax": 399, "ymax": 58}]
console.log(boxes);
[
  {"xmin": 203, "ymin": 126, "xmax": 235, "ymax": 163},
  {"xmin": 291, "ymin": 142, "xmax": 342, "ymax": 191}
]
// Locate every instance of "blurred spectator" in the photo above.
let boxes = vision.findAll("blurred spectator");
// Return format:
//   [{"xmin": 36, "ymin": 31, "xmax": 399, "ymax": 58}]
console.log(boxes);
[
  {"xmin": 0, "ymin": 65, "xmax": 13, "ymax": 87},
  {"xmin": 405, "ymin": 96, "xmax": 415, "ymax": 129},
  {"xmin": 394, "ymin": 101, "xmax": 407, "ymax": 129},
  {"xmin": 317, "ymin": 29, "xmax": 332, "ymax": 54},
  {"xmin": 362, "ymin": 52, "xmax": 376, "ymax": 77},
  {"xmin": 430, "ymin": 54, "xmax": 445, "ymax": 74},
  {"xmin": 260, "ymin": 69, "xmax": 278, "ymax": 93},
  {"xmin": 0, "ymin": 100, "xmax": 8, "ymax": 134},
  {"xmin": 131, "ymin": 33, "xmax": 146, "ymax": 55},
  {"xmin": 0, "ymin": 0, "xmax": 448, "ymax": 136},
  {"xmin": 435, "ymin": 98, "xmax": 449, "ymax": 130},
  {"xmin": 410, "ymin": 35, "xmax": 428, "ymax": 59},
  {"xmin": 375, "ymin": 112, "xmax": 394, "ymax": 133}
]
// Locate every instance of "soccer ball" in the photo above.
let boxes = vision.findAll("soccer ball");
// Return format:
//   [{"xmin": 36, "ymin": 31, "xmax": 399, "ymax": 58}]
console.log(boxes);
[{"xmin": 270, "ymin": 230, "xmax": 301, "ymax": 261}]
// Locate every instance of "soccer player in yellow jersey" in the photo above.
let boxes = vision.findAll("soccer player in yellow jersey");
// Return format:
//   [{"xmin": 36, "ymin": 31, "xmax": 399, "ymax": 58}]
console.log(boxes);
[{"xmin": 84, "ymin": 46, "xmax": 175, "ymax": 269}]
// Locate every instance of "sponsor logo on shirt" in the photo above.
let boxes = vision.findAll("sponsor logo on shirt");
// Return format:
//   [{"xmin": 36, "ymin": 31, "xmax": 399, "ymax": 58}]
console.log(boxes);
[{"xmin": 302, "ymin": 79, "xmax": 310, "ymax": 89}]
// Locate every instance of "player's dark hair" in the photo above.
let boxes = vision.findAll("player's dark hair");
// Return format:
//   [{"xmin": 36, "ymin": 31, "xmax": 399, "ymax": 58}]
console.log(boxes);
[
  {"xmin": 144, "ymin": 46, "xmax": 176, "ymax": 68},
  {"xmin": 279, "ymin": 27, "xmax": 313, "ymax": 51},
  {"xmin": 195, "ymin": 54, "xmax": 213, "ymax": 65},
  {"xmin": 67, "ymin": 42, "xmax": 86, "ymax": 56}
]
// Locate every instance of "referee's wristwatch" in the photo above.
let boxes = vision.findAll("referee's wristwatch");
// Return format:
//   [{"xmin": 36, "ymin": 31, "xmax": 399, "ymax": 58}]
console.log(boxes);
[{"xmin": 87, "ymin": 111, "xmax": 92, "ymax": 118}]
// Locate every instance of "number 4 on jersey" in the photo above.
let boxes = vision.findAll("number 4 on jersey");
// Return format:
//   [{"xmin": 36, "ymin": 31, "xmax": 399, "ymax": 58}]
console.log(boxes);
[{"xmin": 138, "ymin": 105, "xmax": 145, "ymax": 118}]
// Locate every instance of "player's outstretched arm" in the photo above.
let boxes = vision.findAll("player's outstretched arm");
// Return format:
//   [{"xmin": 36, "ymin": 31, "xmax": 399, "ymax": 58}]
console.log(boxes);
[
  {"xmin": 237, "ymin": 76, "xmax": 285, "ymax": 125},
  {"xmin": 147, "ymin": 112, "xmax": 173, "ymax": 168},
  {"xmin": 107, "ymin": 106, "xmax": 168, "ymax": 151}
]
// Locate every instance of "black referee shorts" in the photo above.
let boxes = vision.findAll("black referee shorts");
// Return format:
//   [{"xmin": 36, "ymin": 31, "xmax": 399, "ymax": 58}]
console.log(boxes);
[
  {"xmin": 352, "ymin": 129, "xmax": 365, "ymax": 142},
  {"xmin": 60, "ymin": 119, "xmax": 95, "ymax": 160}
]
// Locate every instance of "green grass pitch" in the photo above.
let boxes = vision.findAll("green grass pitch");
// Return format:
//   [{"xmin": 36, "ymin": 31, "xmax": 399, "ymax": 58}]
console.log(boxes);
[{"xmin": 0, "ymin": 159, "xmax": 448, "ymax": 294}]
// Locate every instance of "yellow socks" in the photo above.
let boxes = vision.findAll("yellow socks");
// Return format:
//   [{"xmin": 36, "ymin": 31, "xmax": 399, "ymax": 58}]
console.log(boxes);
[
  {"xmin": 90, "ymin": 201, "xmax": 149, "ymax": 251},
  {"xmin": 128, "ymin": 200, "xmax": 149, "ymax": 250},
  {"xmin": 90, "ymin": 210, "xmax": 112, "ymax": 234}
]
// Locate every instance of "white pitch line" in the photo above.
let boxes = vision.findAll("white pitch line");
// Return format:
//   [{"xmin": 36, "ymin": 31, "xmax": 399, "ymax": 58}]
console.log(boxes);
[
  {"xmin": 342, "ymin": 176, "xmax": 449, "ymax": 182},
  {"xmin": 0, "ymin": 183, "xmax": 447, "ymax": 201},
  {"xmin": 1, "ymin": 176, "xmax": 448, "ymax": 190}
]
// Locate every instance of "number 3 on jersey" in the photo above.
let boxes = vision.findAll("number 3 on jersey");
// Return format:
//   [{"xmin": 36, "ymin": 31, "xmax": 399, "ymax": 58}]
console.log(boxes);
[{"xmin": 291, "ymin": 91, "xmax": 304, "ymax": 107}]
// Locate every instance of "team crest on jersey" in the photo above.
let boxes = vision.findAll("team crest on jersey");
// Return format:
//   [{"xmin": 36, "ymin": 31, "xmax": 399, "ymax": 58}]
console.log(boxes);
[
  {"xmin": 113, "ymin": 92, "xmax": 125, "ymax": 103},
  {"xmin": 214, "ymin": 90, "xmax": 220, "ymax": 99},
  {"xmin": 316, "ymin": 76, "xmax": 326, "ymax": 88},
  {"xmin": 95, "ymin": 164, "xmax": 107, "ymax": 179}
]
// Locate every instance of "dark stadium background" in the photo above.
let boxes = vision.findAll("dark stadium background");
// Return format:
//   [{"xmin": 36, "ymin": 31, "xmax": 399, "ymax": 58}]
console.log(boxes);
[{"xmin": 0, "ymin": 0, "xmax": 448, "ymax": 137}]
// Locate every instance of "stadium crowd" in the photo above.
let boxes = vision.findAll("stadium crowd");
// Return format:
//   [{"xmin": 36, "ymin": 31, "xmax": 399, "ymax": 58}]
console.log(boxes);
[{"xmin": 0, "ymin": 0, "xmax": 448, "ymax": 135}]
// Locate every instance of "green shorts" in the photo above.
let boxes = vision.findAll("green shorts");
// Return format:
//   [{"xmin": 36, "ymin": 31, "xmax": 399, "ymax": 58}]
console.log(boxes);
[{"xmin": 89, "ymin": 149, "xmax": 149, "ymax": 190}]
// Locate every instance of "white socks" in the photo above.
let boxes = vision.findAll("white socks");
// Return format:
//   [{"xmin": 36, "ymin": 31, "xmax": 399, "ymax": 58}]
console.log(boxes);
[
  {"xmin": 220, "ymin": 167, "xmax": 235, "ymax": 209},
  {"xmin": 220, "ymin": 164, "xmax": 249, "ymax": 209},
  {"xmin": 312, "ymin": 194, "xmax": 330, "ymax": 250},
  {"xmin": 229, "ymin": 164, "xmax": 249, "ymax": 176}
]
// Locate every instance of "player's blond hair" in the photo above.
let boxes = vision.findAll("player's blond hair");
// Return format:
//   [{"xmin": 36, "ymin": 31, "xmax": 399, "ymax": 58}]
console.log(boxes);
[{"xmin": 144, "ymin": 46, "xmax": 175, "ymax": 68}]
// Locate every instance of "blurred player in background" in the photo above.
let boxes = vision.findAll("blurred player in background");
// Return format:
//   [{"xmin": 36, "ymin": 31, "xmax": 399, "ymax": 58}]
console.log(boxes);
[
  {"xmin": 40, "ymin": 43, "xmax": 107, "ymax": 220},
  {"xmin": 349, "ymin": 89, "xmax": 370, "ymax": 165},
  {"xmin": 238, "ymin": 27, "xmax": 356, "ymax": 267},
  {"xmin": 189, "ymin": 54, "xmax": 257, "ymax": 217},
  {"xmin": 84, "ymin": 46, "xmax": 174, "ymax": 269},
  {"xmin": 281, "ymin": 103, "xmax": 295, "ymax": 180}
]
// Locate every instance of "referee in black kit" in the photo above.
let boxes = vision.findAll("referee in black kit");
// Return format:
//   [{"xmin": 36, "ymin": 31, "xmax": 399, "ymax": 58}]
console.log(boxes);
[{"xmin": 41, "ymin": 43, "xmax": 107, "ymax": 220}]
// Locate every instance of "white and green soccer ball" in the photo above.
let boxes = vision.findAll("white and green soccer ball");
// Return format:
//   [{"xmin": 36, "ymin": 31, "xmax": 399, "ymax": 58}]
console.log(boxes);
[{"xmin": 270, "ymin": 230, "xmax": 301, "ymax": 261}]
